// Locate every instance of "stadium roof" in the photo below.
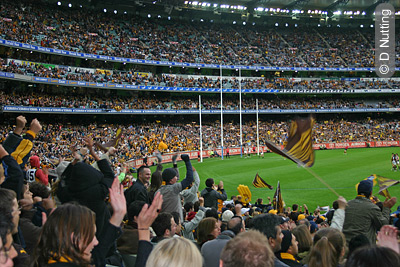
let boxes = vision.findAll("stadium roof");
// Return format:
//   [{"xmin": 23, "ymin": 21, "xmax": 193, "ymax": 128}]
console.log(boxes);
[
  {"xmin": 85, "ymin": 0, "xmax": 399, "ymax": 11},
  {"xmin": 48, "ymin": 0, "xmax": 400, "ymax": 21}
]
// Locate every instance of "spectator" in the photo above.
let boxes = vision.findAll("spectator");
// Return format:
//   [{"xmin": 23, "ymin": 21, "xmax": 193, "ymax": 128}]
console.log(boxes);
[
  {"xmin": 291, "ymin": 224, "xmax": 312, "ymax": 264},
  {"xmin": 146, "ymin": 237, "xmax": 202, "ymax": 267},
  {"xmin": 151, "ymin": 212, "xmax": 176, "ymax": 244},
  {"xmin": 125, "ymin": 165, "xmax": 151, "ymax": 206},
  {"xmin": 307, "ymin": 228, "xmax": 346, "ymax": 267},
  {"xmin": 251, "ymin": 213, "xmax": 289, "ymax": 267},
  {"xmin": 201, "ymin": 179, "xmax": 227, "ymax": 210},
  {"xmin": 220, "ymin": 230, "xmax": 275, "ymax": 267},
  {"xmin": 276, "ymin": 230, "xmax": 303, "ymax": 267},
  {"xmin": 0, "ymin": 206, "xmax": 18, "ymax": 267},
  {"xmin": 345, "ymin": 245, "xmax": 400, "ymax": 267},
  {"xmin": 196, "ymin": 217, "xmax": 220, "ymax": 249},
  {"xmin": 32, "ymin": 177, "xmax": 126, "ymax": 267},
  {"xmin": 117, "ymin": 200, "xmax": 146, "ymax": 255},
  {"xmin": 342, "ymin": 179, "xmax": 397, "ymax": 244},
  {"xmin": 157, "ymin": 154, "xmax": 193, "ymax": 223}
]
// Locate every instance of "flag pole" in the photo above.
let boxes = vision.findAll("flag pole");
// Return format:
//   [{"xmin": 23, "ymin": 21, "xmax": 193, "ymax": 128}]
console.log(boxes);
[
  {"xmin": 220, "ymin": 65, "xmax": 224, "ymax": 160},
  {"xmin": 239, "ymin": 68, "xmax": 243, "ymax": 158},
  {"xmin": 199, "ymin": 94, "xmax": 203, "ymax": 163},
  {"xmin": 256, "ymin": 98, "xmax": 259, "ymax": 156}
]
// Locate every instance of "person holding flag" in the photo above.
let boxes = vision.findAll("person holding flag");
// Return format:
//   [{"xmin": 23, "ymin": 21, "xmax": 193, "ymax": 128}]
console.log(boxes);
[{"xmin": 342, "ymin": 179, "xmax": 397, "ymax": 244}]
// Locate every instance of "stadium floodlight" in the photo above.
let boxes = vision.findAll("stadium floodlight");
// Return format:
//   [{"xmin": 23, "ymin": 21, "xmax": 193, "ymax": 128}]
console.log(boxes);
[
  {"xmin": 211, "ymin": 19, "xmax": 214, "ymax": 22},
  {"xmin": 124, "ymin": 11, "xmax": 127, "ymax": 14},
  {"xmin": 148, "ymin": 14, "xmax": 151, "ymax": 18},
  {"xmin": 337, "ymin": 24, "xmax": 340, "ymax": 27},
  {"xmin": 114, "ymin": 10, "xmax": 117, "ymax": 14},
  {"xmin": 360, "ymin": 24, "xmax": 364, "ymax": 28},
  {"xmin": 233, "ymin": 21, "xmax": 236, "ymax": 24},
  {"xmin": 68, "ymin": 3, "xmax": 72, "ymax": 7},
  {"xmin": 79, "ymin": 5, "xmax": 82, "ymax": 8},
  {"xmin": 301, "ymin": 10, "xmax": 304, "ymax": 13},
  {"xmin": 333, "ymin": 11, "xmax": 341, "ymax": 15},
  {"xmin": 256, "ymin": 7, "xmax": 264, "ymax": 12},
  {"xmin": 57, "ymin": 1, "xmax": 61, "ymax": 6},
  {"xmin": 362, "ymin": 11, "xmax": 366, "ymax": 15},
  {"xmin": 192, "ymin": 1, "xmax": 198, "ymax": 5},
  {"xmin": 104, "ymin": 9, "xmax": 107, "ymax": 12},
  {"xmin": 295, "ymin": 23, "xmax": 298, "ymax": 27},
  {"xmin": 292, "ymin": 10, "xmax": 300, "ymax": 14},
  {"xmin": 370, "ymin": 24, "xmax": 373, "ymax": 28},
  {"xmin": 275, "ymin": 23, "xmax": 278, "ymax": 26},
  {"xmin": 252, "ymin": 22, "xmax": 255, "ymax": 25},
  {"xmin": 157, "ymin": 15, "xmax": 161, "ymax": 18},
  {"xmin": 243, "ymin": 21, "xmax": 246, "ymax": 25},
  {"xmin": 308, "ymin": 10, "xmax": 311, "ymax": 13},
  {"xmin": 277, "ymin": 8, "xmax": 280, "ymax": 12},
  {"xmin": 317, "ymin": 24, "xmax": 321, "ymax": 27},
  {"xmin": 285, "ymin": 23, "xmax": 288, "ymax": 27},
  {"xmin": 238, "ymin": 6, "xmax": 245, "ymax": 10},
  {"xmin": 213, "ymin": 3, "xmax": 218, "ymax": 7},
  {"xmin": 168, "ymin": 16, "xmax": 171, "ymax": 20},
  {"xmin": 347, "ymin": 11, "xmax": 353, "ymax": 15},
  {"xmin": 184, "ymin": 1, "xmax": 188, "ymax": 4}
]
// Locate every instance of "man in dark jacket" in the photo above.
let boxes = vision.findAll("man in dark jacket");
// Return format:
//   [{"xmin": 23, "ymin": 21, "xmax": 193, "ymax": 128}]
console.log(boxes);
[
  {"xmin": 200, "ymin": 178, "xmax": 227, "ymax": 209},
  {"xmin": 125, "ymin": 165, "xmax": 151, "ymax": 207}
]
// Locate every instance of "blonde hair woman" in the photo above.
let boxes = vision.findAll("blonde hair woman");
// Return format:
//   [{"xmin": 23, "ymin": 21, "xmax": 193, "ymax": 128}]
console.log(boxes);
[{"xmin": 145, "ymin": 237, "xmax": 202, "ymax": 267}]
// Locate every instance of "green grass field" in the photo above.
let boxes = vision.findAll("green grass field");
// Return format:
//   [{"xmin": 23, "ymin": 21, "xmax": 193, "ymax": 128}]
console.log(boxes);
[{"xmin": 153, "ymin": 147, "xmax": 400, "ymax": 211}]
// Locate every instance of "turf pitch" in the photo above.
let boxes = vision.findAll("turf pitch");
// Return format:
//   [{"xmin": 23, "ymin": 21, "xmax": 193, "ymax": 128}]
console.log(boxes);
[{"xmin": 154, "ymin": 147, "xmax": 400, "ymax": 211}]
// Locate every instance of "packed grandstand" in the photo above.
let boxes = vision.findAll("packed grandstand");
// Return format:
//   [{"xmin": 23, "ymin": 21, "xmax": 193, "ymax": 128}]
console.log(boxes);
[{"xmin": 0, "ymin": 0, "xmax": 400, "ymax": 267}]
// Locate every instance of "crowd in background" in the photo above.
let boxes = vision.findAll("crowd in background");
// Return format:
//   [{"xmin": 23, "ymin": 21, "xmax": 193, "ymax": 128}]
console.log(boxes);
[
  {"xmin": 1, "ymin": 88, "xmax": 399, "ymax": 111},
  {"xmin": 0, "ymin": 0, "xmax": 398, "ymax": 68},
  {"xmin": 2, "ymin": 58, "xmax": 400, "ymax": 91},
  {"xmin": 0, "ymin": 117, "xmax": 398, "ymax": 162}
]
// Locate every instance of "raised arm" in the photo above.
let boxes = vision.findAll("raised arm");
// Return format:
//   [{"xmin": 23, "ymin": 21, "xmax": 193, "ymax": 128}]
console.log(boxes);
[{"xmin": 179, "ymin": 154, "xmax": 193, "ymax": 190}]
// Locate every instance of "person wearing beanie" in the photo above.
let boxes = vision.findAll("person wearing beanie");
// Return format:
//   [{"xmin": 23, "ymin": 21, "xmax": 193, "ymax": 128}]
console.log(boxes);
[
  {"xmin": 343, "ymin": 179, "xmax": 397, "ymax": 244},
  {"xmin": 156, "ymin": 154, "xmax": 193, "ymax": 223},
  {"xmin": 276, "ymin": 230, "xmax": 303, "ymax": 267}
]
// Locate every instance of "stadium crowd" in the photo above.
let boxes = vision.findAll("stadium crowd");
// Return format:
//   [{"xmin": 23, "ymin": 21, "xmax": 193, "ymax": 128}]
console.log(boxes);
[
  {"xmin": 1, "ymin": 88, "xmax": 399, "ymax": 111},
  {"xmin": 0, "ymin": 0, "xmax": 395, "ymax": 68},
  {"xmin": 0, "ymin": 115, "xmax": 399, "ymax": 267},
  {"xmin": 2, "ymin": 58, "xmax": 400, "ymax": 92},
  {"xmin": 0, "ymin": 116, "xmax": 399, "ymax": 162}
]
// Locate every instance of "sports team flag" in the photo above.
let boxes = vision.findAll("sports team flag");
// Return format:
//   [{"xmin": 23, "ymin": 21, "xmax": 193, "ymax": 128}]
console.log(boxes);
[
  {"xmin": 95, "ymin": 128, "xmax": 123, "ymax": 152},
  {"xmin": 265, "ymin": 116, "xmax": 315, "ymax": 167},
  {"xmin": 377, "ymin": 175, "xmax": 400, "ymax": 198},
  {"xmin": 273, "ymin": 181, "xmax": 284, "ymax": 214},
  {"xmin": 356, "ymin": 174, "xmax": 400, "ymax": 198},
  {"xmin": 252, "ymin": 173, "xmax": 273, "ymax": 190}
]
